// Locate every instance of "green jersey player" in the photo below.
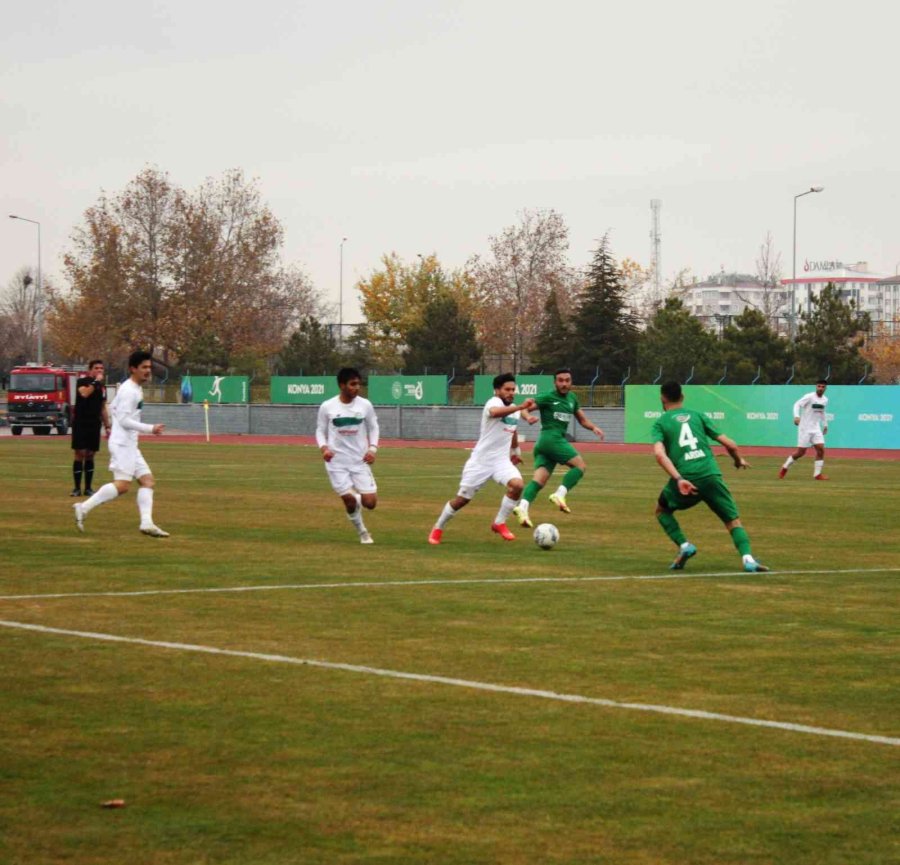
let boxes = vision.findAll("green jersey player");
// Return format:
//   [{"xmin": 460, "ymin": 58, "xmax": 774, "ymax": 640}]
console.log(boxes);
[
  {"xmin": 512, "ymin": 368, "xmax": 604, "ymax": 528},
  {"xmin": 652, "ymin": 381, "xmax": 768, "ymax": 573}
]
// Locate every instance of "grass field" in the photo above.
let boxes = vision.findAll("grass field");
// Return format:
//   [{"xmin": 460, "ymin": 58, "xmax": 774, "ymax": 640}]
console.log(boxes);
[{"xmin": 1, "ymin": 437, "xmax": 898, "ymax": 865}]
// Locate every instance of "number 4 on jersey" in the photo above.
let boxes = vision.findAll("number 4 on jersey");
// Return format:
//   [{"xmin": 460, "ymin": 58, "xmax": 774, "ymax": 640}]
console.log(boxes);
[{"xmin": 678, "ymin": 422, "xmax": 699, "ymax": 451}]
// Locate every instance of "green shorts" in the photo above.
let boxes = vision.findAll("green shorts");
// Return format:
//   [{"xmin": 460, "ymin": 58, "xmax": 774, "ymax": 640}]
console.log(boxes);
[
  {"xmin": 658, "ymin": 474, "xmax": 740, "ymax": 524},
  {"xmin": 533, "ymin": 435, "xmax": 579, "ymax": 472}
]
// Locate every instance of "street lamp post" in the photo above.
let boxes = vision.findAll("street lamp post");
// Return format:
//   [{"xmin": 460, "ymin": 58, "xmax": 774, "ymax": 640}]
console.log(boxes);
[
  {"xmin": 9, "ymin": 214, "xmax": 43, "ymax": 363},
  {"xmin": 790, "ymin": 186, "xmax": 824, "ymax": 340}
]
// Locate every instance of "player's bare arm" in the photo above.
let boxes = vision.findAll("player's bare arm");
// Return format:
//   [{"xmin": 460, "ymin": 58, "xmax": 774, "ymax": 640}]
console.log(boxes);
[
  {"xmin": 716, "ymin": 434, "xmax": 749, "ymax": 469},
  {"xmin": 576, "ymin": 409, "xmax": 604, "ymax": 439},
  {"xmin": 151, "ymin": 424, "xmax": 165, "ymax": 436},
  {"xmin": 653, "ymin": 442, "xmax": 698, "ymax": 495}
]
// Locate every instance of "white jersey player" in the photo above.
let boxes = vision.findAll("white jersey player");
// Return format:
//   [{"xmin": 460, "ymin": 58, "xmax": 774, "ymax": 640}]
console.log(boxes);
[
  {"xmin": 316, "ymin": 368, "xmax": 380, "ymax": 544},
  {"xmin": 73, "ymin": 351, "xmax": 169, "ymax": 536},
  {"xmin": 779, "ymin": 380, "xmax": 830, "ymax": 480},
  {"xmin": 428, "ymin": 373, "xmax": 537, "ymax": 544}
]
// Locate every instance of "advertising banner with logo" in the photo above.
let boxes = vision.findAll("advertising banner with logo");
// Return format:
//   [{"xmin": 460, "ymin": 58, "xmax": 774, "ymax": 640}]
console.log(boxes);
[
  {"xmin": 473, "ymin": 375, "xmax": 555, "ymax": 405},
  {"xmin": 270, "ymin": 377, "xmax": 339, "ymax": 404},
  {"xmin": 625, "ymin": 385, "xmax": 899, "ymax": 450},
  {"xmin": 184, "ymin": 376, "xmax": 249, "ymax": 404},
  {"xmin": 368, "ymin": 375, "xmax": 448, "ymax": 405}
]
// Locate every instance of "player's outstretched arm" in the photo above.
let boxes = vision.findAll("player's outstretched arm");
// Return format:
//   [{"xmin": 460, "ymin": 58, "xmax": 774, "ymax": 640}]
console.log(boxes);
[
  {"xmin": 717, "ymin": 434, "xmax": 749, "ymax": 469},
  {"xmin": 575, "ymin": 409, "xmax": 604, "ymax": 439}
]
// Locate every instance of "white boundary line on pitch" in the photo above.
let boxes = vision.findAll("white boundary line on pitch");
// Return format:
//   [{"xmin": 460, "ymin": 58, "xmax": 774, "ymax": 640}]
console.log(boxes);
[
  {"xmin": 1, "ymin": 618, "xmax": 897, "ymax": 748},
  {"xmin": 0, "ymin": 567, "xmax": 898, "ymax": 602}
]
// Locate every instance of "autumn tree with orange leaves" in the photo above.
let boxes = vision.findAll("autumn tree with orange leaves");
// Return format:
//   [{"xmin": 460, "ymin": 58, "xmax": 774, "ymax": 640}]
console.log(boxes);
[{"xmin": 48, "ymin": 167, "xmax": 320, "ymax": 371}]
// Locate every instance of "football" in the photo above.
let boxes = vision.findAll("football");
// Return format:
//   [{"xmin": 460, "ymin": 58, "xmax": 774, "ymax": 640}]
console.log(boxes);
[{"xmin": 533, "ymin": 523, "xmax": 559, "ymax": 550}]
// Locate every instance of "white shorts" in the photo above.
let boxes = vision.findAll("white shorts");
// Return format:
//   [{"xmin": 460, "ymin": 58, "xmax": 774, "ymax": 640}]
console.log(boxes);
[
  {"xmin": 797, "ymin": 428, "xmax": 825, "ymax": 448},
  {"xmin": 325, "ymin": 462, "xmax": 377, "ymax": 496},
  {"xmin": 457, "ymin": 456, "xmax": 521, "ymax": 500},
  {"xmin": 109, "ymin": 443, "xmax": 152, "ymax": 481}
]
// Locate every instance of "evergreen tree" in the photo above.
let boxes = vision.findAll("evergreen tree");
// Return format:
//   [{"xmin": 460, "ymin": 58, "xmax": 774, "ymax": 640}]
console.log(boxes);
[
  {"xmin": 720, "ymin": 308, "xmax": 792, "ymax": 383},
  {"xmin": 278, "ymin": 316, "xmax": 339, "ymax": 375},
  {"xmin": 570, "ymin": 235, "xmax": 638, "ymax": 382},
  {"xmin": 529, "ymin": 288, "xmax": 573, "ymax": 372},
  {"xmin": 402, "ymin": 292, "xmax": 481, "ymax": 373},
  {"xmin": 795, "ymin": 283, "xmax": 871, "ymax": 383},
  {"xmin": 637, "ymin": 297, "xmax": 722, "ymax": 383}
]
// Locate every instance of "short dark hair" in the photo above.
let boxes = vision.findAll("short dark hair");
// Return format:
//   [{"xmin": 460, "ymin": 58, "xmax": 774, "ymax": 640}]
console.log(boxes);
[
  {"xmin": 817, "ymin": 379, "xmax": 828, "ymax": 385},
  {"xmin": 88, "ymin": 359, "xmax": 104, "ymax": 369},
  {"xmin": 660, "ymin": 381, "xmax": 683, "ymax": 403},
  {"xmin": 128, "ymin": 350, "xmax": 152, "ymax": 370},
  {"xmin": 337, "ymin": 367, "xmax": 362, "ymax": 385},
  {"xmin": 553, "ymin": 368, "xmax": 572, "ymax": 378},
  {"xmin": 493, "ymin": 372, "xmax": 515, "ymax": 389}
]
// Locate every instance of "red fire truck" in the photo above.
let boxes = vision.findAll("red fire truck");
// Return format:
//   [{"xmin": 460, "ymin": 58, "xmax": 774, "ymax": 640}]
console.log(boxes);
[{"xmin": 7, "ymin": 363, "xmax": 87, "ymax": 435}]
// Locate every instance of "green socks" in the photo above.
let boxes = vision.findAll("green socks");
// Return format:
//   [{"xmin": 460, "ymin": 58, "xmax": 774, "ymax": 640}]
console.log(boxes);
[
  {"xmin": 522, "ymin": 480, "xmax": 542, "ymax": 504},
  {"xmin": 657, "ymin": 512, "xmax": 686, "ymax": 546},
  {"xmin": 561, "ymin": 466, "xmax": 584, "ymax": 490},
  {"xmin": 730, "ymin": 526, "xmax": 752, "ymax": 557}
]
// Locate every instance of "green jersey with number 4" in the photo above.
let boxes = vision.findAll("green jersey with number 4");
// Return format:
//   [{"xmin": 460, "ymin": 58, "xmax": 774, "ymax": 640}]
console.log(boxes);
[{"xmin": 651, "ymin": 408, "xmax": 722, "ymax": 480}]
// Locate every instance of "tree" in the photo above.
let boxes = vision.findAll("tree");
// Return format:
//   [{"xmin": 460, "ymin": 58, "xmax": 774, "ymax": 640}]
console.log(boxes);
[
  {"xmin": 569, "ymin": 235, "xmax": 639, "ymax": 382},
  {"xmin": 731, "ymin": 231, "xmax": 787, "ymax": 329},
  {"xmin": 529, "ymin": 288, "xmax": 573, "ymax": 373},
  {"xmin": 794, "ymin": 283, "xmax": 871, "ymax": 383},
  {"xmin": 357, "ymin": 253, "xmax": 472, "ymax": 370},
  {"xmin": 403, "ymin": 292, "xmax": 481, "ymax": 373},
  {"xmin": 720, "ymin": 308, "xmax": 791, "ymax": 383},
  {"xmin": 278, "ymin": 316, "xmax": 339, "ymax": 375},
  {"xmin": 49, "ymin": 167, "xmax": 322, "ymax": 372},
  {"xmin": 468, "ymin": 209, "xmax": 576, "ymax": 372},
  {"xmin": 637, "ymin": 297, "xmax": 722, "ymax": 383},
  {"xmin": 860, "ymin": 324, "xmax": 900, "ymax": 383},
  {"xmin": 0, "ymin": 267, "xmax": 43, "ymax": 365}
]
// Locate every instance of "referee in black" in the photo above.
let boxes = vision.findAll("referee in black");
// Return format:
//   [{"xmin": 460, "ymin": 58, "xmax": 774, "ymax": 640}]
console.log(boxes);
[{"xmin": 71, "ymin": 359, "xmax": 111, "ymax": 496}]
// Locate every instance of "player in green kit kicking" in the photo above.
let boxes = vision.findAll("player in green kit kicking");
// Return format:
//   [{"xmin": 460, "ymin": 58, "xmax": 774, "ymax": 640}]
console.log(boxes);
[
  {"xmin": 652, "ymin": 381, "xmax": 768, "ymax": 573},
  {"xmin": 512, "ymin": 368, "xmax": 604, "ymax": 528}
]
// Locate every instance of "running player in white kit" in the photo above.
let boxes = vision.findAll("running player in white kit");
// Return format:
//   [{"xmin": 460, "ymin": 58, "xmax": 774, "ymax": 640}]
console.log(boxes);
[
  {"xmin": 779, "ymin": 380, "xmax": 830, "ymax": 480},
  {"xmin": 72, "ymin": 350, "xmax": 169, "ymax": 536},
  {"xmin": 428, "ymin": 373, "xmax": 536, "ymax": 544},
  {"xmin": 316, "ymin": 367, "xmax": 380, "ymax": 544}
]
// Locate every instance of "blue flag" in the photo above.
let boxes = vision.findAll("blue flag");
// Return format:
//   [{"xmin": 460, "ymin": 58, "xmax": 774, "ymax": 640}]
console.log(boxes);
[{"xmin": 180, "ymin": 376, "xmax": 193, "ymax": 404}]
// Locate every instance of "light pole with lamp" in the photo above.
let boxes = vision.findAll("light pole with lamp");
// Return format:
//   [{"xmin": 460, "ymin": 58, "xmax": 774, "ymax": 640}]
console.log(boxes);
[
  {"xmin": 8, "ymin": 214, "xmax": 43, "ymax": 363},
  {"xmin": 339, "ymin": 237, "xmax": 347, "ymax": 346},
  {"xmin": 790, "ymin": 186, "xmax": 824, "ymax": 340}
]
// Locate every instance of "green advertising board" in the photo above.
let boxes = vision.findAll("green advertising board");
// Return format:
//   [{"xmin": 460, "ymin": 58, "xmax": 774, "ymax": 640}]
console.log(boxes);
[
  {"xmin": 182, "ymin": 376, "xmax": 249, "ymax": 404},
  {"xmin": 367, "ymin": 375, "xmax": 448, "ymax": 405},
  {"xmin": 270, "ymin": 376, "xmax": 339, "ymax": 404},
  {"xmin": 473, "ymin": 375, "xmax": 555, "ymax": 404},
  {"xmin": 625, "ymin": 385, "xmax": 900, "ymax": 450}
]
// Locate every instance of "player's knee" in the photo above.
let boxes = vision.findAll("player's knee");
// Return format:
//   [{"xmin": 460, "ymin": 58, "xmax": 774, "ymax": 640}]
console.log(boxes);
[
  {"xmin": 507, "ymin": 478, "xmax": 524, "ymax": 495},
  {"xmin": 361, "ymin": 494, "xmax": 377, "ymax": 510}
]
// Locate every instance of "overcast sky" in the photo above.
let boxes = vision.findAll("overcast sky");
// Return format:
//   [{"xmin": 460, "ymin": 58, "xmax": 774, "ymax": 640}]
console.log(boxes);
[{"xmin": 3, "ymin": 0, "xmax": 898, "ymax": 323}]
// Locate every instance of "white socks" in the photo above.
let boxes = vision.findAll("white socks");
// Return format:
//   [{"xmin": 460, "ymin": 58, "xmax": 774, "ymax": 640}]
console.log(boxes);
[
  {"xmin": 137, "ymin": 487, "xmax": 155, "ymax": 527},
  {"xmin": 814, "ymin": 460, "xmax": 824, "ymax": 477},
  {"xmin": 82, "ymin": 483, "xmax": 119, "ymax": 514},
  {"xmin": 436, "ymin": 502, "xmax": 457, "ymax": 529},
  {"xmin": 347, "ymin": 502, "xmax": 367, "ymax": 533},
  {"xmin": 782, "ymin": 456, "xmax": 794, "ymax": 470},
  {"xmin": 494, "ymin": 495, "xmax": 517, "ymax": 525},
  {"xmin": 554, "ymin": 484, "xmax": 568, "ymax": 498}
]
